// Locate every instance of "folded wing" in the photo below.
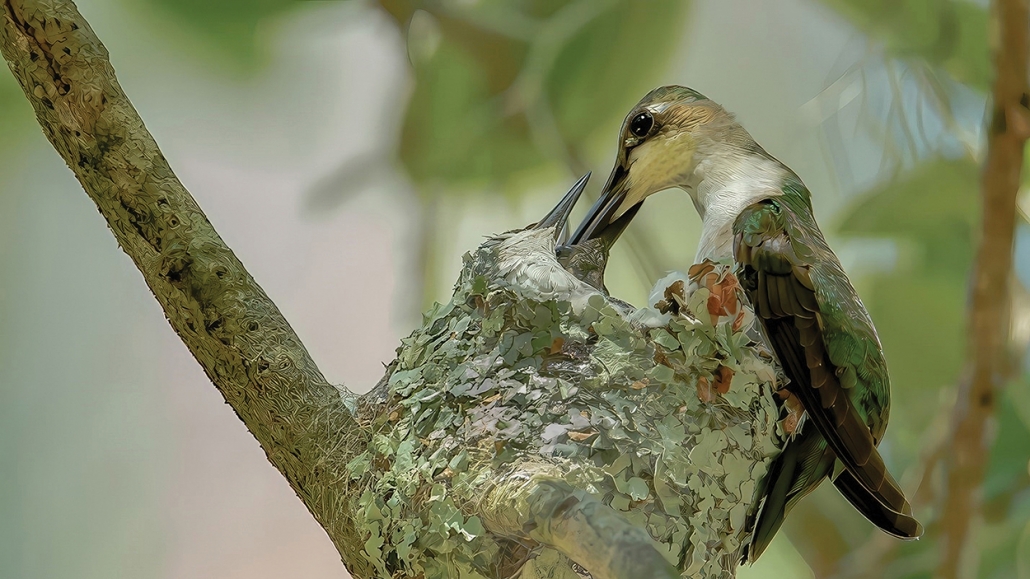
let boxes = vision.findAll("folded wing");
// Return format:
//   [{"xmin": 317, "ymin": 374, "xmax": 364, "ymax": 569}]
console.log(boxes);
[{"xmin": 734, "ymin": 199, "xmax": 922, "ymax": 559}]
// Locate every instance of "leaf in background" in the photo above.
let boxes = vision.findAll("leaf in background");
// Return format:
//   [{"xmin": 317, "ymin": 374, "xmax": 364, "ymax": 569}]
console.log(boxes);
[
  {"xmin": 839, "ymin": 158, "xmax": 978, "ymax": 280},
  {"xmin": 0, "ymin": 72, "xmax": 34, "ymax": 150},
  {"xmin": 130, "ymin": 0, "xmax": 318, "ymax": 66},
  {"xmin": 820, "ymin": 0, "xmax": 989, "ymax": 91},
  {"xmin": 836, "ymin": 159, "xmax": 978, "ymax": 433},
  {"xmin": 393, "ymin": 0, "xmax": 691, "ymax": 192},
  {"xmin": 1019, "ymin": 518, "xmax": 1030, "ymax": 579},
  {"xmin": 983, "ymin": 389, "xmax": 1030, "ymax": 503},
  {"xmin": 546, "ymin": 0, "xmax": 690, "ymax": 144},
  {"xmin": 977, "ymin": 392, "xmax": 1030, "ymax": 579},
  {"xmin": 399, "ymin": 36, "xmax": 543, "ymax": 189},
  {"xmin": 1012, "ymin": 364, "xmax": 1030, "ymax": 432},
  {"xmin": 396, "ymin": 4, "xmax": 535, "ymax": 190}
]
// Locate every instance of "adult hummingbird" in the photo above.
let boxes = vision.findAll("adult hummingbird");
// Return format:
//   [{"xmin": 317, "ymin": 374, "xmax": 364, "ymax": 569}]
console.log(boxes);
[{"xmin": 565, "ymin": 86, "xmax": 923, "ymax": 562}]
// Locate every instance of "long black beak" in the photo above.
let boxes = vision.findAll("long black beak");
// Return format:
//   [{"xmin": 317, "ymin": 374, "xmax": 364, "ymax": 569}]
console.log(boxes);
[
  {"xmin": 534, "ymin": 171, "xmax": 591, "ymax": 241},
  {"xmin": 565, "ymin": 159, "xmax": 638, "ymax": 247}
]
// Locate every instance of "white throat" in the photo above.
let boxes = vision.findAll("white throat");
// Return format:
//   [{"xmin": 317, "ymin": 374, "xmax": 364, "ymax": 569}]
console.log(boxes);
[{"xmin": 683, "ymin": 153, "xmax": 788, "ymax": 264}]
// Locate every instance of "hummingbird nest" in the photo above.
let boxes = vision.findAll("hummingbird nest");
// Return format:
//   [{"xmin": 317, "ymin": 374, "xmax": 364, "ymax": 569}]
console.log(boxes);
[{"xmin": 341, "ymin": 226, "xmax": 785, "ymax": 579}]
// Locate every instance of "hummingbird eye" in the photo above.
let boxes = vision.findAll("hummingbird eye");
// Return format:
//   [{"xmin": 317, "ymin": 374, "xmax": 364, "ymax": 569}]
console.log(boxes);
[{"xmin": 629, "ymin": 111, "xmax": 654, "ymax": 138}]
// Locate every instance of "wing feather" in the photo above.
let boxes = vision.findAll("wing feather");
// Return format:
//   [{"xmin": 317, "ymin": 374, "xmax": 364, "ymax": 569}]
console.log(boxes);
[{"xmin": 734, "ymin": 198, "xmax": 921, "ymax": 560}]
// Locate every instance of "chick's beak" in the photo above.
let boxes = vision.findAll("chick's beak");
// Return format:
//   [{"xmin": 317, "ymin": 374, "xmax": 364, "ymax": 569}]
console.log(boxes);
[
  {"xmin": 565, "ymin": 156, "xmax": 638, "ymax": 247},
  {"xmin": 534, "ymin": 171, "xmax": 591, "ymax": 242}
]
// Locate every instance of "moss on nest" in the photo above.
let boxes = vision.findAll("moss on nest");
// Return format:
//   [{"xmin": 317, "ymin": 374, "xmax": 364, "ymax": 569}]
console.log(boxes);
[{"xmin": 345, "ymin": 229, "xmax": 785, "ymax": 579}]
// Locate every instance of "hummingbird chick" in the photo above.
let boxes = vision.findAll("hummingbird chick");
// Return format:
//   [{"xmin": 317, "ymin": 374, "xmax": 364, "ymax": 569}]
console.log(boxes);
[
  {"xmin": 487, "ymin": 172, "xmax": 598, "ymax": 304},
  {"xmin": 566, "ymin": 85, "xmax": 923, "ymax": 562},
  {"xmin": 555, "ymin": 187, "xmax": 642, "ymax": 300}
]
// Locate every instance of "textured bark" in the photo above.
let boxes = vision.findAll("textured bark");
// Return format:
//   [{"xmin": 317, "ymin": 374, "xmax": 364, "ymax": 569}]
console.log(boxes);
[
  {"xmin": 1, "ymin": 1, "xmax": 783, "ymax": 578},
  {"xmin": 937, "ymin": 0, "xmax": 1030, "ymax": 577},
  {"xmin": 0, "ymin": 0, "xmax": 372, "ymax": 561}
]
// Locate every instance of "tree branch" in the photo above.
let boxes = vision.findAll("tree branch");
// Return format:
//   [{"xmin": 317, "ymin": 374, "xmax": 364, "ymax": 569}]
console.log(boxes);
[
  {"xmin": 1, "ymin": 2, "xmax": 784, "ymax": 578},
  {"xmin": 937, "ymin": 0, "xmax": 1030, "ymax": 576},
  {"xmin": 478, "ymin": 469, "xmax": 681, "ymax": 579},
  {"xmin": 0, "ymin": 0, "xmax": 368, "ymax": 559}
]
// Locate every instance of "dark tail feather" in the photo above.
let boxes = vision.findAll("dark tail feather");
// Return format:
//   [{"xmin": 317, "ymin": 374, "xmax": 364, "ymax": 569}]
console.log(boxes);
[
  {"xmin": 783, "ymin": 315, "xmax": 918, "ymax": 520},
  {"xmin": 742, "ymin": 444, "xmax": 795, "ymax": 563},
  {"xmin": 743, "ymin": 432, "xmax": 834, "ymax": 563},
  {"xmin": 833, "ymin": 469, "xmax": 924, "ymax": 539}
]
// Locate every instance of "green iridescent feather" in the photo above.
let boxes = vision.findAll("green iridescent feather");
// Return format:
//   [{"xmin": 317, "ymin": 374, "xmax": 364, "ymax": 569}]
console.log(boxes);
[{"xmin": 734, "ymin": 179, "xmax": 921, "ymax": 562}]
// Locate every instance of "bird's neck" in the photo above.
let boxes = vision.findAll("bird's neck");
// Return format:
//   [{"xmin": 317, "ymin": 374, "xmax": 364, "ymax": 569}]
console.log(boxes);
[{"xmin": 683, "ymin": 148, "xmax": 790, "ymax": 264}]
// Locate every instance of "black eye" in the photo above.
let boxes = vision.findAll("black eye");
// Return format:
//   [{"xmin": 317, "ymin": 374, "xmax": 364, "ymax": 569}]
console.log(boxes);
[{"xmin": 629, "ymin": 111, "xmax": 654, "ymax": 138}]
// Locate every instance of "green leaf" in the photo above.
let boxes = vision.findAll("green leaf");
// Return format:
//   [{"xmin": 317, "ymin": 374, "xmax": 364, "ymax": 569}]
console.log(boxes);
[
  {"xmin": 838, "ymin": 158, "xmax": 978, "ymax": 279},
  {"xmin": 1018, "ymin": 519, "xmax": 1030, "ymax": 579},
  {"xmin": 647, "ymin": 363, "xmax": 675, "ymax": 384},
  {"xmin": 461, "ymin": 516, "xmax": 485, "ymax": 539},
  {"xmin": 651, "ymin": 328, "xmax": 681, "ymax": 351},
  {"xmin": 345, "ymin": 452, "xmax": 372, "ymax": 480},
  {"xmin": 820, "ymin": 0, "xmax": 989, "ymax": 90},
  {"xmin": 132, "ymin": 0, "xmax": 314, "ymax": 67},
  {"xmin": 395, "ymin": 1, "xmax": 691, "ymax": 191},
  {"xmin": 983, "ymin": 391, "xmax": 1030, "ymax": 501},
  {"xmin": 546, "ymin": 0, "xmax": 692, "ymax": 142},
  {"xmin": 610, "ymin": 493, "xmax": 631, "ymax": 511},
  {"xmin": 471, "ymin": 275, "xmax": 489, "ymax": 296},
  {"xmin": 626, "ymin": 476, "xmax": 650, "ymax": 500},
  {"xmin": 400, "ymin": 39, "xmax": 543, "ymax": 188}
]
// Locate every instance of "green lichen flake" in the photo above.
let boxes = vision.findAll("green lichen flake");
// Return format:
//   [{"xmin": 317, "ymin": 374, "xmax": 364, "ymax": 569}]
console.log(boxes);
[{"xmin": 346, "ymin": 233, "xmax": 785, "ymax": 579}]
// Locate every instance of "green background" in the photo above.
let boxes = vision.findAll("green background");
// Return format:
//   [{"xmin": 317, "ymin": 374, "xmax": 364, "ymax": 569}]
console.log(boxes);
[{"xmin": 0, "ymin": 0, "xmax": 1027, "ymax": 578}]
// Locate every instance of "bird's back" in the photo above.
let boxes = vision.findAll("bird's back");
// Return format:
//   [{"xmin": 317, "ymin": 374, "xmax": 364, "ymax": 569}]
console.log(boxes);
[
  {"xmin": 734, "ymin": 178, "xmax": 918, "ymax": 562},
  {"xmin": 773, "ymin": 181, "xmax": 891, "ymax": 438}
]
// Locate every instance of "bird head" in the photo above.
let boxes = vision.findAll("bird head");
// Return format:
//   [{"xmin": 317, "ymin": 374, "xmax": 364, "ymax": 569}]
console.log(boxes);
[
  {"xmin": 567, "ymin": 85, "xmax": 743, "ymax": 246},
  {"xmin": 532, "ymin": 171, "xmax": 591, "ymax": 241},
  {"xmin": 488, "ymin": 172, "xmax": 628, "ymax": 301},
  {"xmin": 485, "ymin": 172, "xmax": 611, "ymax": 303}
]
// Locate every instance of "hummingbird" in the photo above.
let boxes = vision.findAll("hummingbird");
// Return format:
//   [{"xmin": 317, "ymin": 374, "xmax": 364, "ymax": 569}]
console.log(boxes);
[{"xmin": 564, "ymin": 85, "xmax": 923, "ymax": 562}]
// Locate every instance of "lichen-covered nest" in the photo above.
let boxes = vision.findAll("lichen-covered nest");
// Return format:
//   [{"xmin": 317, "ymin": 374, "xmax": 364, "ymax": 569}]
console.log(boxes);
[{"xmin": 342, "ymin": 226, "xmax": 786, "ymax": 579}]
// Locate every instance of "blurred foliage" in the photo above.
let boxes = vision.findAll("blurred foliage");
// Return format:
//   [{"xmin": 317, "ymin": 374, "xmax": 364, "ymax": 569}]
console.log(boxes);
[
  {"xmin": 1, "ymin": 0, "xmax": 1027, "ymax": 577},
  {"xmin": 361, "ymin": 0, "xmax": 692, "ymax": 310},
  {"xmin": 978, "ymin": 393, "xmax": 1030, "ymax": 579},
  {"xmin": 837, "ymin": 159, "xmax": 976, "ymax": 430},
  {"xmin": 383, "ymin": 0, "xmax": 690, "ymax": 193},
  {"xmin": 821, "ymin": 0, "xmax": 989, "ymax": 91},
  {"xmin": 0, "ymin": 71, "xmax": 34, "ymax": 149},
  {"xmin": 984, "ymin": 388, "xmax": 1030, "ymax": 506},
  {"xmin": 129, "ymin": 0, "xmax": 319, "ymax": 66}
]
